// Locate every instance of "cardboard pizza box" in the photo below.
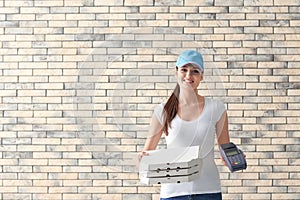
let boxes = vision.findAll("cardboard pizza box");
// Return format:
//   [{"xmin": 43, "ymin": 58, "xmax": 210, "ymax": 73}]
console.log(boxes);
[
  {"xmin": 139, "ymin": 146, "xmax": 201, "ymax": 171},
  {"xmin": 140, "ymin": 170, "xmax": 201, "ymax": 185},
  {"xmin": 139, "ymin": 146, "xmax": 202, "ymax": 185},
  {"xmin": 139, "ymin": 162, "xmax": 201, "ymax": 177}
]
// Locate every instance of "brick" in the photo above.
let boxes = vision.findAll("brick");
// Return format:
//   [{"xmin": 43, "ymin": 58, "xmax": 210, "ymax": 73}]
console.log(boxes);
[
  {"xmin": 170, "ymin": 7, "xmax": 198, "ymax": 13},
  {"xmin": 228, "ymin": 186, "xmax": 256, "ymax": 193},
  {"xmin": 154, "ymin": 0, "xmax": 183, "ymax": 6},
  {"xmin": 93, "ymin": 180, "xmax": 122, "ymax": 187},
  {"xmin": 124, "ymin": 0, "xmax": 153, "ymax": 6},
  {"xmin": 92, "ymin": 194, "xmax": 122, "ymax": 200},
  {"xmin": 18, "ymin": 186, "xmax": 47, "ymax": 193},
  {"xmin": 32, "ymin": 194, "xmax": 61, "ymax": 200},
  {"xmin": 64, "ymin": 0, "xmax": 94, "ymax": 6},
  {"xmin": 78, "ymin": 173, "xmax": 107, "ymax": 180},
  {"xmin": 247, "ymin": 13, "xmax": 275, "ymax": 20},
  {"xmin": 230, "ymin": 20, "xmax": 259, "ymax": 27},
  {"xmin": 214, "ymin": 27, "xmax": 243, "ymax": 34},
  {"xmin": 78, "ymin": 186, "xmax": 107, "ymax": 193},
  {"xmin": 275, "ymin": 27, "xmax": 300, "ymax": 34},
  {"xmin": 288, "ymin": 186, "xmax": 300, "ymax": 193},
  {"xmin": 62, "ymin": 166, "xmax": 91, "ymax": 173},
  {"xmin": 7, "ymin": 14, "xmax": 35, "ymax": 21},
  {"xmin": 259, "ymin": 173, "xmax": 289, "ymax": 180},
  {"xmin": 34, "ymin": 1, "xmax": 63, "ymax": 6},
  {"xmin": 230, "ymin": 117, "xmax": 256, "ymax": 124},
  {"xmin": 108, "ymin": 186, "xmax": 137, "ymax": 193},
  {"xmin": 0, "ymin": 186, "xmax": 18, "ymax": 193},
  {"xmin": 48, "ymin": 186, "xmax": 77, "ymax": 193},
  {"xmin": 139, "ymin": 20, "xmax": 169, "ymax": 27},
  {"xmin": 123, "ymin": 194, "xmax": 152, "ymax": 200},
  {"xmin": 273, "ymin": 194, "xmax": 300, "ymax": 199},
  {"xmin": 215, "ymin": 0, "xmax": 241, "ymax": 6},
  {"xmin": 3, "ymin": 180, "xmax": 32, "ymax": 186},
  {"xmin": 50, "ymin": 7, "xmax": 79, "ymax": 14},
  {"xmin": 94, "ymin": 0, "xmax": 123, "ymax": 5},
  {"xmin": 2, "ymin": 194, "xmax": 32, "ymax": 200},
  {"xmin": 33, "ymin": 179, "xmax": 63, "ymax": 186},
  {"xmin": 230, "ymin": 75, "xmax": 258, "ymax": 82},
  {"xmin": 242, "ymin": 194, "xmax": 271, "ymax": 199},
  {"xmin": 109, "ymin": 20, "xmax": 138, "ymax": 27},
  {"xmin": 201, "ymin": 20, "xmax": 229, "ymax": 27},
  {"xmin": 222, "ymin": 194, "xmax": 242, "ymax": 200},
  {"xmin": 139, "ymin": 7, "xmax": 168, "ymax": 14},
  {"xmin": 244, "ymin": 27, "xmax": 273, "ymax": 34},
  {"xmin": 274, "ymin": 0, "xmax": 300, "ymax": 5},
  {"xmin": 20, "ymin": 7, "xmax": 49, "ymax": 14},
  {"xmin": 228, "ymin": 48, "xmax": 256, "ymax": 54},
  {"xmin": 0, "ymin": 90, "xmax": 16, "ymax": 97},
  {"xmin": 185, "ymin": 0, "xmax": 213, "ymax": 6},
  {"xmin": 63, "ymin": 180, "xmax": 92, "ymax": 187},
  {"xmin": 259, "ymin": 6, "xmax": 288, "ymax": 13},
  {"xmin": 256, "ymin": 34, "xmax": 285, "ymax": 41}
]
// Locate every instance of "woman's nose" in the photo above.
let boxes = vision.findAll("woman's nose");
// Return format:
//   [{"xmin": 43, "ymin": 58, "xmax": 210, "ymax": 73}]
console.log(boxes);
[{"xmin": 186, "ymin": 70, "xmax": 192, "ymax": 77}]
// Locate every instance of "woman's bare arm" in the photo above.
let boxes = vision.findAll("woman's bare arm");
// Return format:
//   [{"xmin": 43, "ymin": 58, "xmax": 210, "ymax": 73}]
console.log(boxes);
[
  {"xmin": 137, "ymin": 113, "xmax": 164, "ymax": 165},
  {"xmin": 216, "ymin": 111, "xmax": 230, "ymax": 146},
  {"xmin": 142, "ymin": 114, "xmax": 164, "ymax": 151},
  {"xmin": 216, "ymin": 111, "xmax": 230, "ymax": 166}
]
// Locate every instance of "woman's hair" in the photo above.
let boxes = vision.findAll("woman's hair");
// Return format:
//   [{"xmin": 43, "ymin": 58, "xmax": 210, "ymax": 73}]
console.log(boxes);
[
  {"xmin": 163, "ymin": 78, "xmax": 180, "ymax": 136},
  {"xmin": 162, "ymin": 62, "xmax": 204, "ymax": 135}
]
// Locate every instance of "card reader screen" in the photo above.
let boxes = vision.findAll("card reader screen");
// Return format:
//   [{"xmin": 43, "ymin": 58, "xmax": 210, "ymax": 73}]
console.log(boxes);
[{"xmin": 226, "ymin": 150, "xmax": 239, "ymax": 156}]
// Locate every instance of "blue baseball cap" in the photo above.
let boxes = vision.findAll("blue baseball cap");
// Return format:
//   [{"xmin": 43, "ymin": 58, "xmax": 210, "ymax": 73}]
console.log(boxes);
[{"xmin": 176, "ymin": 50, "xmax": 204, "ymax": 72}]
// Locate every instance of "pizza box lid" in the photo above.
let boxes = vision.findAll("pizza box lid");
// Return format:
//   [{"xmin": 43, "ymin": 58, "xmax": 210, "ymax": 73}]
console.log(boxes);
[{"xmin": 139, "ymin": 146, "xmax": 200, "ymax": 172}]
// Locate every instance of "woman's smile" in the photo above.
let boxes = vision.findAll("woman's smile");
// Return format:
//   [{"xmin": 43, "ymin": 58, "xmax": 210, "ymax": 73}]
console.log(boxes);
[{"xmin": 183, "ymin": 78, "xmax": 194, "ymax": 84}]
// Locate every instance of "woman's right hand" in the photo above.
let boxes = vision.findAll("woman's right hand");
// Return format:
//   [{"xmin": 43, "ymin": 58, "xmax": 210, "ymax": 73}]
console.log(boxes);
[
  {"xmin": 138, "ymin": 151, "xmax": 149, "ymax": 163},
  {"xmin": 136, "ymin": 151, "xmax": 149, "ymax": 170}
]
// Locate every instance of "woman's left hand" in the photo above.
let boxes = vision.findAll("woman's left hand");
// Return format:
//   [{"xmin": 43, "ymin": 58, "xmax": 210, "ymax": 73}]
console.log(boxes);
[
  {"xmin": 220, "ymin": 156, "xmax": 228, "ymax": 166},
  {"xmin": 220, "ymin": 153, "xmax": 246, "ymax": 167}
]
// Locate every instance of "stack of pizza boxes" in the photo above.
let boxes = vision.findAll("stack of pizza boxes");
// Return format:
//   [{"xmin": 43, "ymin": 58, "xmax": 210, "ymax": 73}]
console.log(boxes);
[{"xmin": 139, "ymin": 146, "xmax": 202, "ymax": 185}]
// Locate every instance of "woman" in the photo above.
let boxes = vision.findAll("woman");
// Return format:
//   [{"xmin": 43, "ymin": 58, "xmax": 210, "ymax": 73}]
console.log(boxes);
[{"xmin": 139, "ymin": 50, "xmax": 229, "ymax": 200}]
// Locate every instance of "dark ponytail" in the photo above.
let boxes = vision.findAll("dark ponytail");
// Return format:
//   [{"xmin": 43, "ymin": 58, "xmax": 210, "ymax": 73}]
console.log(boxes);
[{"xmin": 163, "ymin": 83, "xmax": 180, "ymax": 136}]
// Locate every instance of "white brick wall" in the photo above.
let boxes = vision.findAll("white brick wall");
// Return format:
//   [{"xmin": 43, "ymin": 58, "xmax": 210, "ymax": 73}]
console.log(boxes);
[{"xmin": 0, "ymin": 0, "xmax": 299, "ymax": 199}]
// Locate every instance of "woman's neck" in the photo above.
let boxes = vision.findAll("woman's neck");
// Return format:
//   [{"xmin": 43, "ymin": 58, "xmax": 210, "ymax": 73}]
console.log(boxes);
[
  {"xmin": 177, "ymin": 90, "xmax": 204, "ymax": 120},
  {"xmin": 178, "ymin": 89, "xmax": 200, "ymax": 105}
]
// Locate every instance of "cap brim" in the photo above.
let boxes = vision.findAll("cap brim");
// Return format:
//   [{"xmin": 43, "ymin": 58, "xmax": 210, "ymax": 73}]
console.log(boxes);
[{"xmin": 178, "ymin": 62, "xmax": 204, "ymax": 71}]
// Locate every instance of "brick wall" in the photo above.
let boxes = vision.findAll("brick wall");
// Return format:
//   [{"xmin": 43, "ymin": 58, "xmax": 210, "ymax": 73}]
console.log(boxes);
[{"xmin": 0, "ymin": 0, "xmax": 299, "ymax": 199}]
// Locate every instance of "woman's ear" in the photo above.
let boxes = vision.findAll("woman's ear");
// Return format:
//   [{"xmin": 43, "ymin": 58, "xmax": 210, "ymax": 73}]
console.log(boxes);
[
  {"xmin": 200, "ymin": 73, "xmax": 204, "ymax": 81},
  {"xmin": 175, "ymin": 66, "xmax": 178, "ymax": 76}
]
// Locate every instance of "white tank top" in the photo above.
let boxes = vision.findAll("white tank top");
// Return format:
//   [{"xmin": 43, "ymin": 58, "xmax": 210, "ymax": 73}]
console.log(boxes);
[{"xmin": 153, "ymin": 97, "xmax": 226, "ymax": 198}]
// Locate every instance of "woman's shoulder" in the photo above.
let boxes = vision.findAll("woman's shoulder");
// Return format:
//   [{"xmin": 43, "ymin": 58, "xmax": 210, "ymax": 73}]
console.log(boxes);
[
  {"xmin": 153, "ymin": 102, "xmax": 166, "ymax": 113},
  {"xmin": 154, "ymin": 102, "xmax": 165, "ymax": 110},
  {"xmin": 205, "ymin": 96, "xmax": 224, "ymax": 105},
  {"xmin": 153, "ymin": 102, "xmax": 166, "ymax": 125},
  {"xmin": 204, "ymin": 97, "xmax": 226, "ymax": 111}
]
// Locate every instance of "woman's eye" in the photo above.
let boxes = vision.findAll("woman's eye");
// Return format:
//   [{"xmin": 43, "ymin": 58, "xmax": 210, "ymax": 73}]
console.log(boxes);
[{"xmin": 193, "ymin": 70, "xmax": 200, "ymax": 74}]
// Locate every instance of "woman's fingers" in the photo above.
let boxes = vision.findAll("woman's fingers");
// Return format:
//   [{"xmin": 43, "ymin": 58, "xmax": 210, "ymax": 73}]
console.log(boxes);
[
  {"xmin": 221, "ymin": 156, "xmax": 228, "ymax": 166},
  {"xmin": 138, "ymin": 151, "xmax": 149, "ymax": 162}
]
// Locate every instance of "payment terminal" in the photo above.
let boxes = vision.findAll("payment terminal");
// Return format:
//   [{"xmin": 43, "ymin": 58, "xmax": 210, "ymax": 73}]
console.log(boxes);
[{"xmin": 220, "ymin": 142, "xmax": 247, "ymax": 172}]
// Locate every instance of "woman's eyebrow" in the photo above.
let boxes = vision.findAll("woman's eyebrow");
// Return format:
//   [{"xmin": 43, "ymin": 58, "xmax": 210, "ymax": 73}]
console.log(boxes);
[{"xmin": 180, "ymin": 64, "xmax": 202, "ymax": 72}]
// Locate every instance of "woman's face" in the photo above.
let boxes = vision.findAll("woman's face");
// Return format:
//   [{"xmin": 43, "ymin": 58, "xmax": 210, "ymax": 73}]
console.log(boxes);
[{"xmin": 176, "ymin": 64, "xmax": 203, "ymax": 90}]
